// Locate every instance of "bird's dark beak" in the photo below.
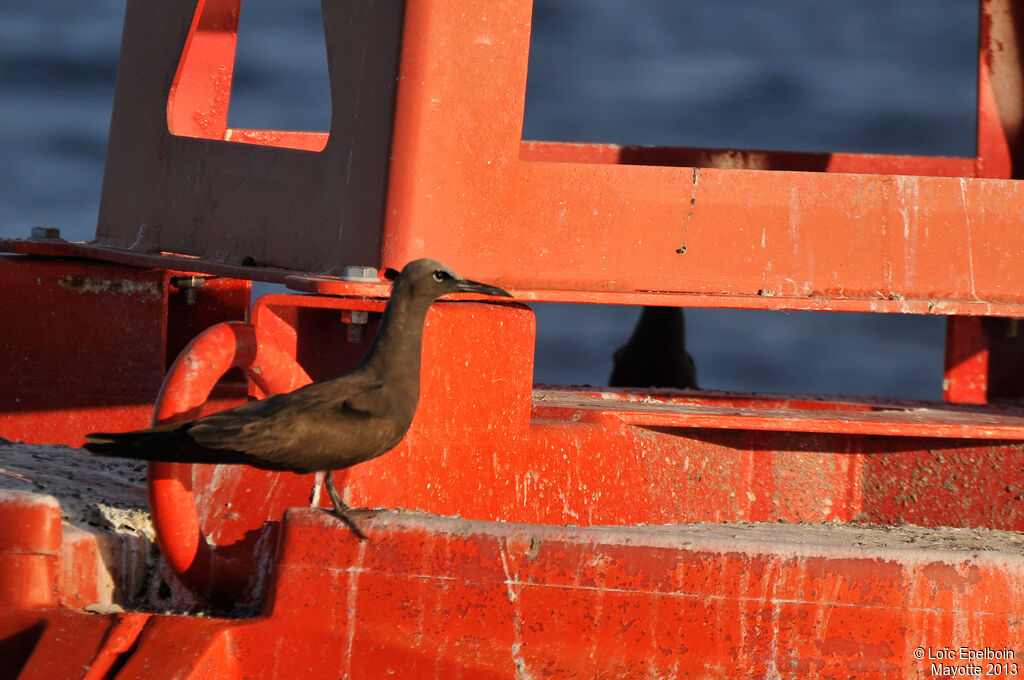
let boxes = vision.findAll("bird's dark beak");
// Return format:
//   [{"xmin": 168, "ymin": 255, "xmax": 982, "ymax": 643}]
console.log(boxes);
[{"xmin": 454, "ymin": 278, "xmax": 513, "ymax": 298}]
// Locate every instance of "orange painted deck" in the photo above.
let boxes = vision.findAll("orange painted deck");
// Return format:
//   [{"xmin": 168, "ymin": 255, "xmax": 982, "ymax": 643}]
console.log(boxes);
[{"xmin": 5, "ymin": 504, "xmax": 1024, "ymax": 679}]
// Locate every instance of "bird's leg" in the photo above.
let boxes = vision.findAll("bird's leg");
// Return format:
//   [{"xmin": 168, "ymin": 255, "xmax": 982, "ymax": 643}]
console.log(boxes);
[
  {"xmin": 324, "ymin": 472, "xmax": 368, "ymax": 541},
  {"xmin": 310, "ymin": 471, "xmax": 325, "ymax": 507}
]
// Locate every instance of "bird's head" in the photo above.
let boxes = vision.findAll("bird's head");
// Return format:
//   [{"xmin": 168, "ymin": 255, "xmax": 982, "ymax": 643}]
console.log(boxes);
[{"xmin": 386, "ymin": 258, "xmax": 512, "ymax": 303}]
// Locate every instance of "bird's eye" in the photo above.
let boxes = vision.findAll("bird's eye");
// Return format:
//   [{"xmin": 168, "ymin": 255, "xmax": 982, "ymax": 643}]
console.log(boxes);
[{"xmin": 432, "ymin": 271, "xmax": 448, "ymax": 283}]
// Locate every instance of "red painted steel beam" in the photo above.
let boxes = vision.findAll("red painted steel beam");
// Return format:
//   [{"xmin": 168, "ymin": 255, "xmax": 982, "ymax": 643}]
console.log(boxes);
[
  {"xmin": 534, "ymin": 388, "xmax": 1024, "ymax": 440},
  {"xmin": 378, "ymin": 0, "xmax": 1024, "ymax": 312},
  {"xmin": 945, "ymin": 317, "xmax": 992, "ymax": 404},
  {"xmin": 0, "ymin": 257, "xmax": 168, "ymax": 445},
  {"xmin": 105, "ymin": 615, "xmax": 238, "ymax": 679},
  {"xmin": 0, "ymin": 488, "xmax": 145, "ymax": 615},
  {"xmin": 14, "ymin": 235, "xmax": 1024, "ymax": 317},
  {"xmin": 0, "ymin": 256, "xmax": 250, "ymax": 446},
  {"xmin": 4, "ymin": 508, "xmax": 1022, "ymax": 678},
  {"xmin": 5, "ymin": 608, "xmax": 153, "ymax": 680},
  {"xmin": 166, "ymin": 0, "xmax": 239, "ymax": 141},
  {"xmin": 114, "ymin": 509, "xmax": 1024, "ymax": 679},
  {"xmin": 0, "ymin": 491, "xmax": 61, "ymax": 610},
  {"xmin": 17, "ymin": 238, "xmax": 1024, "ymax": 316},
  {"xmin": 943, "ymin": 315, "xmax": 1024, "ymax": 404}
]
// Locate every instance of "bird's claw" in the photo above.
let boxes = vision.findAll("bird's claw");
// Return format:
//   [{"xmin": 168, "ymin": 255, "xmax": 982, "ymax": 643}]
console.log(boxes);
[
  {"xmin": 330, "ymin": 507, "xmax": 369, "ymax": 541},
  {"xmin": 323, "ymin": 472, "xmax": 368, "ymax": 540}
]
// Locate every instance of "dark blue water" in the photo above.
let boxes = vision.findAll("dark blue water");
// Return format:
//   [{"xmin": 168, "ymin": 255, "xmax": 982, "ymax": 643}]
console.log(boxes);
[
  {"xmin": 1, "ymin": 1, "xmax": 980, "ymax": 399},
  {"xmin": 524, "ymin": 0, "xmax": 978, "ymax": 155}
]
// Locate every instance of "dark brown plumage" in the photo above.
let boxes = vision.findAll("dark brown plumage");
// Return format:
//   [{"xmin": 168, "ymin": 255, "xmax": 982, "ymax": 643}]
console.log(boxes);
[
  {"xmin": 609, "ymin": 306, "xmax": 698, "ymax": 390},
  {"xmin": 84, "ymin": 259, "xmax": 512, "ymax": 539}
]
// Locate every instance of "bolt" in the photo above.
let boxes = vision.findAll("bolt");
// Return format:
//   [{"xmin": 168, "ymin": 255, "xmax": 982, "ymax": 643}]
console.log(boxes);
[
  {"xmin": 342, "ymin": 309, "xmax": 369, "ymax": 342},
  {"xmin": 170, "ymin": 275, "xmax": 207, "ymax": 306},
  {"xmin": 30, "ymin": 226, "xmax": 63, "ymax": 241}
]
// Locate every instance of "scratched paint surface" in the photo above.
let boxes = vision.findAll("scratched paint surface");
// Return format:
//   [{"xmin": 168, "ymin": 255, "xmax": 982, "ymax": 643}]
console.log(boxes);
[{"xmin": 207, "ymin": 511, "xmax": 1024, "ymax": 679}]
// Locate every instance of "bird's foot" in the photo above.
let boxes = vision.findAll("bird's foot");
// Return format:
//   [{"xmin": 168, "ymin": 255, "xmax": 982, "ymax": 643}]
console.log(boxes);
[
  {"xmin": 328, "ymin": 507, "xmax": 369, "ymax": 541},
  {"xmin": 323, "ymin": 471, "xmax": 369, "ymax": 541}
]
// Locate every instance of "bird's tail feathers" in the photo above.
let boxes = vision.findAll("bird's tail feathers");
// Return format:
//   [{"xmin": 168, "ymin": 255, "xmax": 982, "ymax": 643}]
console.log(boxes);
[{"xmin": 83, "ymin": 424, "xmax": 231, "ymax": 464}]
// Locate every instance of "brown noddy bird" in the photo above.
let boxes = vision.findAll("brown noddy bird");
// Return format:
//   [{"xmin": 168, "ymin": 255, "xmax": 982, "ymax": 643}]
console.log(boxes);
[
  {"xmin": 609, "ymin": 306, "xmax": 698, "ymax": 390},
  {"xmin": 84, "ymin": 259, "xmax": 512, "ymax": 540}
]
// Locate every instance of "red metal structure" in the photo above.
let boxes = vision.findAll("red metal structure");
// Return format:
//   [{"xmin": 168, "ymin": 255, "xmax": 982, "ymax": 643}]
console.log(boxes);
[{"xmin": 3, "ymin": 0, "xmax": 1024, "ymax": 677}]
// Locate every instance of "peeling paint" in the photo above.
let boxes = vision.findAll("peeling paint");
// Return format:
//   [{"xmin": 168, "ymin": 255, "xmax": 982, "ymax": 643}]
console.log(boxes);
[
  {"xmin": 57, "ymin": 275, "xmax": 162, "ymax": 300},
  {"xmin": 678, "ymin": 167, "xmax": 700, "ymax": 255}
]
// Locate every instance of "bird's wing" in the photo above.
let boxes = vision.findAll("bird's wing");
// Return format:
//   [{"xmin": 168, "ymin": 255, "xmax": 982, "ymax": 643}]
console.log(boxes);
[
  {"xmin": 338, "ymin": 382, "xmax": 388, "ymax": 416},
  {"xmin": 184, "ymin": 371, "xmax": 386, "ymax": 469}
]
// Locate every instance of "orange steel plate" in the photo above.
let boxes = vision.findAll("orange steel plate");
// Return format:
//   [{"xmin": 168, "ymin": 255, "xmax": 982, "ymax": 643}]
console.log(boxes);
[
  {"xmin": 293, "ymin": 276, "xmax": 1024, "ymax": 316},
  {"xmin": 12, "ymin": 234, "xmax": 1024, "ymax": 316},
  {"xmin": 533, "ymin": 388, "xmax": 1024, "ymax": 440},
  {"xmin": 9, "ymin": 236, "xmax": 1024, "ymax": 316},
  {"xmin": 6, "ymin": 511, "xmax": 1023, "ymax": 678},
  {"xmin": 379, "ymin": 0, "xmax": 1024, "ymax": 313},
  {"xmin": 120, "ymin": 511, "xmax": 1024, "ymax": 679}
]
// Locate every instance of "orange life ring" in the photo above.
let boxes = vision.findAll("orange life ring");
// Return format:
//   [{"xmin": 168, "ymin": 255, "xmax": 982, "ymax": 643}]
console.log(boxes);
[{"xmin": 149, "ymin": 321, "xmax": 311, "ymax": 603}]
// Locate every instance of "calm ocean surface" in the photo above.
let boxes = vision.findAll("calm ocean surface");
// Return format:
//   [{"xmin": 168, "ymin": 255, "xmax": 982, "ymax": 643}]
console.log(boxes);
[{"xmin": 0, "ymin": 1, "xmax": 980, "ymax": 399}]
